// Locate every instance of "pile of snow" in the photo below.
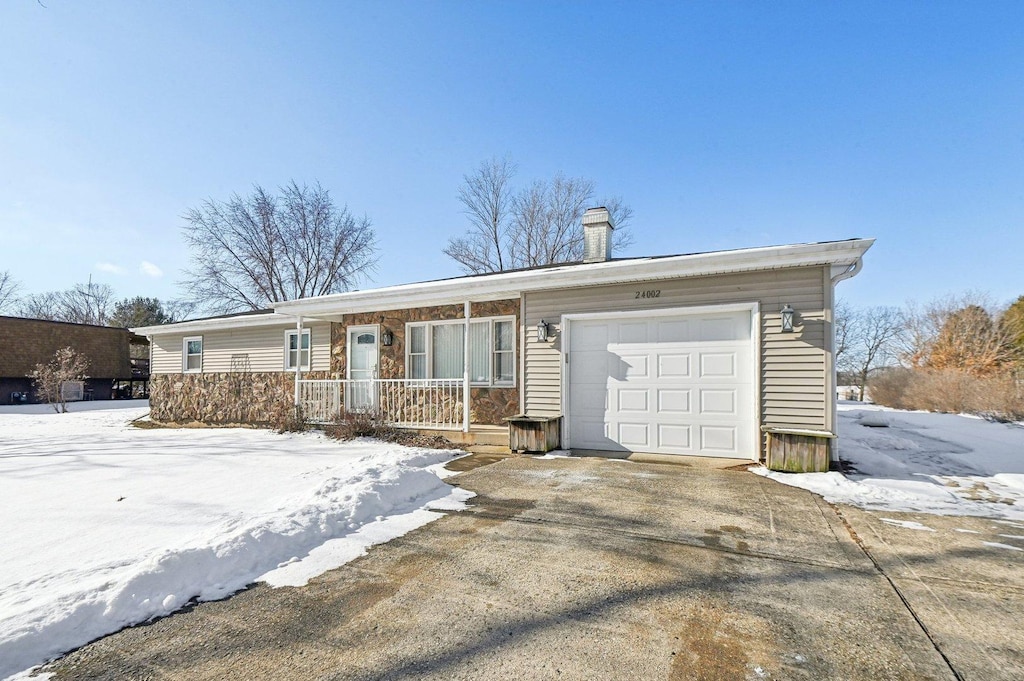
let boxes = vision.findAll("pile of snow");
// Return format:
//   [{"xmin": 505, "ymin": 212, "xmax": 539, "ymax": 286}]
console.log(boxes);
[
  {"xmin": 0, "ymin": 403, "xmax": 472, "ymax": 680},
  {"xmin": 755, "ymin": 402, "xmax": 1024, "ymax": 519}
]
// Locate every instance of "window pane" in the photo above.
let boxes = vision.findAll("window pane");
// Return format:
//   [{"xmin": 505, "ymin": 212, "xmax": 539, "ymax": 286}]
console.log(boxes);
[
  {"xmin": 186, "ymin": 354, "xmax": 201, "ymax": 371},
  {"xmin": 300, "ymin": 349, "xmax": 310, "ymax": 367},
  {"xmin": 432, "ymin": 324, "xmax": 464, "ymax": 379},
  {"xmin": 495, "ymin": 351, "xmax": 514, "ymax": 383},
  {"xmin": 288, "ymin": 334, "xmax": 298, "ymax": 351},
  {"xmin": 409, "ymin": 354, "xmax": 426, "ymax": 379},
  {"xmin": 469, "ymin": 322, "xmax": 490, "ymax": 383},
  {"xmin": 301, "ymin": 332, "xmax": 310, "ymax": 350},
  {"xmin": 187, "ymin": 340, "xmax": 202, "ymax": 355},
  {"xmin": 494, "ymin": 321, "xmax": 514, "ymax": 351},
  {"xmin": 409, "ymin": 325, "xmax": 425, "ymax": 353}
]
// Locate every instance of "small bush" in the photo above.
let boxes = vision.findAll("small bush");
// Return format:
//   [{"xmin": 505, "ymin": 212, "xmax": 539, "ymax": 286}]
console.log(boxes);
[
  {"xmin": 275, "ymin": 404, "xmax": 308, "ymax": 433},
  {"xmin": 869, "ymin": 367, "xmax": 1024, "ymax": 422},
  {"xmin": 866, "ymin": 367, "xmax": 914, "ymax": 410},
  {"xmin": 324, "ymin": 410, "xmax": 462, "ymax": 449}
]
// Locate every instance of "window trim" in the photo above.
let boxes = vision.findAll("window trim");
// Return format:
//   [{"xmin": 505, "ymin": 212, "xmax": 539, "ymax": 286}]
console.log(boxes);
[
  {"xmin": 182, "ymin": 336, "xmax": 203, "ymax": 373},
  {"xmin": 284, "ymin": 328, "xmax": 312, "ymax": 371},
  {"xmin": 405, "ymin": 316, "xmax": 516, "ymax": 387}
]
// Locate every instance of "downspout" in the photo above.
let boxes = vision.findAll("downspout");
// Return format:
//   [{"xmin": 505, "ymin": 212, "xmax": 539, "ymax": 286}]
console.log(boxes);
[
  {"xmin": 828, "ymin": 258, "xmax": 863, "ymax": 451},
  {"xmin": 463, "ymin": 301, "xmax": 471, "ymax": 433},
  {"xmin": 294, "ymin": 316, "xmax": 304, "ymax": 412},
  {"xmin": 830, "ymin": 258, "xmax": 862, "ymax": 285}
]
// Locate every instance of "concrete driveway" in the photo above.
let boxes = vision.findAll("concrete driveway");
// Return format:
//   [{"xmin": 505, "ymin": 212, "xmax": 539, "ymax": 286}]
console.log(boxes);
[{"xmin": 43, "ymin": 455, "xmax": 1021, "ymax": 680}]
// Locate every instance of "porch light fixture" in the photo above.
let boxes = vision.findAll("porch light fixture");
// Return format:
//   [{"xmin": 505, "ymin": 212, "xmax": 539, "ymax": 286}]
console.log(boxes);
[
  {"xmin": 780, "ymin": 304, "xmax": 795, "ymax": 333},
  {"xmin": 381, "ymin": 329, "xmax": 394, "ymax": 347},
  {"xmin": 537, "ymin": 319, "xmax": 549, "ymax": 342}
]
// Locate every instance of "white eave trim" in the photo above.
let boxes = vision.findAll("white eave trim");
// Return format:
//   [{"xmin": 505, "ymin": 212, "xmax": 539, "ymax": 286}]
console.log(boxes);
[
  {"xmin": 275, "ymin": 238, "xmax": 875, "ymax": 317},
  {"xmin": 132, "ymin": 313, "xmax": 304, "ymax": 336}
]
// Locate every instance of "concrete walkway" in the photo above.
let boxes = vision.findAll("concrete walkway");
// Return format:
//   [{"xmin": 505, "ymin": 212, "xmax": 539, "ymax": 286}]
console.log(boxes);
[{"xmin": 43, "ymin": 455, "xmax": 1017, "ymax": 680}]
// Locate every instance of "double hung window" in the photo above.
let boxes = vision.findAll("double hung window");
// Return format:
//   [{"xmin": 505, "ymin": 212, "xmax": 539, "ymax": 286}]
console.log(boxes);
[
  {"xmin": 183, "ymin": 336, "xmax": 203, "ymax": 373},
  {"xmin": 285, "ymin": 329, "xmax": 311, "ymax": 370}
]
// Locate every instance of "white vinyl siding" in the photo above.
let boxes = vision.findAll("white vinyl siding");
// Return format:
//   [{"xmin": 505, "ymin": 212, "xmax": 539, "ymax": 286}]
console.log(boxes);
[
  {"xmin": 151, "ymin": 322, "xmax": 331, "ymax": 374},
  {"xmin": 523, "ymin": 266, "xmax": 829, "ymax": 443}
]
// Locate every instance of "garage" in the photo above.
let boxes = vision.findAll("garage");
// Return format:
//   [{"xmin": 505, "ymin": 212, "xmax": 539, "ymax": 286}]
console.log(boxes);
[{"xmin": 564, "ymin": 305, "xmax": 757, "ymax": 459}]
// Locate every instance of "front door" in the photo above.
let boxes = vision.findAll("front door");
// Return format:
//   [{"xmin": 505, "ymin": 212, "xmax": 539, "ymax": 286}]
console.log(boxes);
[{"xmin": 347, "ymin": 325, "xmax": 379, "ymax": 411}]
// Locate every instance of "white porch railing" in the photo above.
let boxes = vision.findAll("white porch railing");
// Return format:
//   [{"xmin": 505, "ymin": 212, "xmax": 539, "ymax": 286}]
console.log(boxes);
[{"xmin": 298, "ymin": 379, "xmax": 465, "ymax": 430}]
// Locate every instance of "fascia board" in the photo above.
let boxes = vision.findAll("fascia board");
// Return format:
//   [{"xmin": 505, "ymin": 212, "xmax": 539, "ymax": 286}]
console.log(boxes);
[
  {"xmin": 276, "ymin": 239, "xmax": 875, "ymax": 317},
  {"xmin": 132, "ymin": 313, "xmax": 303, "ymax": 336}
]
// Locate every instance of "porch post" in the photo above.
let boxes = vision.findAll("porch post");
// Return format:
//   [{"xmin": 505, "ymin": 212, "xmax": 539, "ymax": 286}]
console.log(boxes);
[
  {"xmin": 463, "ymin": 300, "xmax": 470, "ymax": 432},
  {"xmin": 294, "ymin": 316, "xmax": 304, "ymax": 409}
]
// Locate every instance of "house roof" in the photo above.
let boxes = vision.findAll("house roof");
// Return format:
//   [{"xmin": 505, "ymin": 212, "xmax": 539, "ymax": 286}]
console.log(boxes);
[{"xmin": 134, "ymin": 238, "xmax": 873, "ymax": 335}]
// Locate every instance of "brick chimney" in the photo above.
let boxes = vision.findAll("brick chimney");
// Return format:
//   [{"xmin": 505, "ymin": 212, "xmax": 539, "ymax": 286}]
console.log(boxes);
[{"xmin": 582, "ymin": 207, "xmax": 614, "ymax": 263}]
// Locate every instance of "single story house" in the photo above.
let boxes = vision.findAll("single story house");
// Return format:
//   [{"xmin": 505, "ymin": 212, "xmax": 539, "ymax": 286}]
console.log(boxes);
[
  {"xmin": 135, "ymin": 208, "xmax": 873, "ymax": 463},
  {"xmin": 0, "ymin": 316, "xmax": 150, "ymax": 405}
]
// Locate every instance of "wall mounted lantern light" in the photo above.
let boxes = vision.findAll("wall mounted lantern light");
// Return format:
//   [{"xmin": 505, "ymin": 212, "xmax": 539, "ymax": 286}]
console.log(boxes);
[
  {"xmin": 780, "ymin": 304, "xmax": 795, "ymax": 333},
  {"xmin": 381, "ymin": 329, "xmax": 394, "ymax": 347},
  {"xmin": 537, "ymin": 319, "xmax": 549, "ymax": 342}
]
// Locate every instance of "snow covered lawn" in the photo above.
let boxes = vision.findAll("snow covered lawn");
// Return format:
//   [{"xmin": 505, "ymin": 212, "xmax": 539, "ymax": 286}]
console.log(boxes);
[
  {"xmin": 0, "ymin": 402, "xmax": 472, "ymax": 680},
  {"xmin": 755, "ymin": 402, "xmax": 1024, "ymax": 519}
]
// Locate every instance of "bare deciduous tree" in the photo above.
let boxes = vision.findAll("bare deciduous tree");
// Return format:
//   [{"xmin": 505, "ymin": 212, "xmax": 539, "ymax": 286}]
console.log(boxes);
[
  {"xmin": 0, "ymin": 270, "xmax": 21, "ymax": 312},
  {"xmin": 29, "ymin": 347, "xmax": 90, "ymax": 413},
  {"xmin": 444, "ymin": 158, "xmax": 634, "ymax": 274},
  {"xmin": 181, "ymin": 181, "xmax": 377, "ymax": 314},
  {"xmin": 17, "ymin": 279, "xmax": 114, "ymax": 325},
  {"xmin": 837, "ymin": 304, "xmax": 905, "ymax": 400}
]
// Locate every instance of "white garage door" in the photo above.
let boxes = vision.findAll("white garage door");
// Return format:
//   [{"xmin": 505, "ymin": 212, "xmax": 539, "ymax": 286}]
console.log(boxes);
[{"xmin": 567, "ymin": 308, "xmax": 755, "ymax": 459}]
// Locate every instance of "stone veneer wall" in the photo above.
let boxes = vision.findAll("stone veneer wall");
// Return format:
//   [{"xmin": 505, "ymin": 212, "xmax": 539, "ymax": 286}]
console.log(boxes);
[
  {"xmin": 150, "ymin": 371, "xmax": 330, "ymax": 424},
  {"xmin": 330, "ymin": 300, "xmax": 520, "ymax": 425}
]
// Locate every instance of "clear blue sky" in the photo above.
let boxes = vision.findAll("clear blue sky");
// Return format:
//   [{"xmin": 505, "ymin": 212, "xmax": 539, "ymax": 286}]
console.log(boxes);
[{"xmin": 2, "ymin": 1, "xmax": 1022, "ymax": 310}]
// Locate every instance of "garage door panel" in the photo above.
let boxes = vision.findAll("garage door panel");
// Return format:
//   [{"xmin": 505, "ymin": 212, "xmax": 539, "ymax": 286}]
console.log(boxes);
[
  {"xmin": 699, "ymin": 352, "xmax": 736, "ymax": 378},
  {"xmin": 574, "ymin": 351, "xmax": 612, "ymax": 381},
  {"xmin": 574, "ymin": 323, "xmax": 609, "ymax": 350},
  {"xmin": 699, "ymin": 389, "xmax": 736, "ymax": 415},
  {"xmin": 574, "ymin": 417, "xmax": 615, "ymax": 446},
  {"xmin": 700, "ymin": 425, "xmax": 737, "ymax": 453},
  {"xmin": 657, "ymin": 389, "xmax": 691, "ymax": 414},
  {"xmin": 700, "ymin": 316, "xmax": 742, "ymax": 341},
  {"xmin": 657, "ymin": 424, "xmax": 692, "ymax": 450},
  {"xmin": 656, "ymin": 320, "xmax": 692, "ymax": 342},
  {"xmin": 618, "ymin": 322, "xmax": 649, "ymax": 343},
  {"xmin": 618, "ymin": 422, "xmax": 650, "ymax": 447},
  {"xmin": 617, "ymin": 354, "xmax": 649, "ymax": 379},
  {"xmin": 657, "ymin": 353, "xmax": 692, "ymax": 378},
  {"xmin": 617, "ymin": 389, "xmax": 650, "ymax": 413},
  {"xmin": 569, "ymin": 309, "xmax": 754, "ymax": 458}
]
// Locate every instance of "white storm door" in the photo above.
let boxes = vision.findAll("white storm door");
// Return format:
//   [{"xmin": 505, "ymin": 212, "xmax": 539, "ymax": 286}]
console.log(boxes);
[
  {"xmin": 567, "ymin": 308, "xmax": 755, "ymax": 459},
  {"xmin": 347, "ymin": 326, "xmax": 379, "ymax": 411}
]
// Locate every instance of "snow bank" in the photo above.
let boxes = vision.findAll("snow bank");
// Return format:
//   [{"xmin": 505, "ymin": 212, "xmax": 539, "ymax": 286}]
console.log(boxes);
[
  {"xmin": 0, "ymin": 406, "xmax": 472, "ymax": 680},
  {"xmin": 754, "ymin": 402, "xmax": 1024, "ymax": 519}
]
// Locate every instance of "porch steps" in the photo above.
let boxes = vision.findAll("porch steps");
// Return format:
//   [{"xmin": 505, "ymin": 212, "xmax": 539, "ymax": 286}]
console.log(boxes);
[{"xmin": 414, "ymin": 425, "xmax": 510, "ymax": 450}]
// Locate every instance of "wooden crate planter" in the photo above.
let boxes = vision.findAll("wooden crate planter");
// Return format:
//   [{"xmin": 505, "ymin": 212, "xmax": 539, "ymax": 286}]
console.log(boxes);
[
  {"xmin": 505, "ymin": 415, "xmax": 561, "ymax": 453},
  {"xmin": 764, "ymin": 427, "xmax": 835, "ymax": 473}
]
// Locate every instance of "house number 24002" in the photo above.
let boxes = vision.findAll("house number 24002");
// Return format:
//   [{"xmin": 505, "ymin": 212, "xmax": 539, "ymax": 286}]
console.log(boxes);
[{"xmin": 635, "ymin": 289, "xmax": 661, "ymax": 299}]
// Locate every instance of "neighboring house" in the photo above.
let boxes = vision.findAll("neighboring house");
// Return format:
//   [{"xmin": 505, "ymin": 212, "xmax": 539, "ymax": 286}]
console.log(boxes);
[
  {"xmin": 134, "ymin": 208, "xmax": 873, "ymax": 462},
  {"xmin": 0, "ymin": 316, "xmax": 150, "ymax": 405}
]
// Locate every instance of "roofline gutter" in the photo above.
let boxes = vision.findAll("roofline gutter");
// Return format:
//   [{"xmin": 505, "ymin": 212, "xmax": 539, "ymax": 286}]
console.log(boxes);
[
  {"xmin": 276, "ymin": 239, "xmax": 875, "ymax": 318},
  {"xmin": 136, "ymin": 239, "xmax": 875, "ymax": 335}
]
